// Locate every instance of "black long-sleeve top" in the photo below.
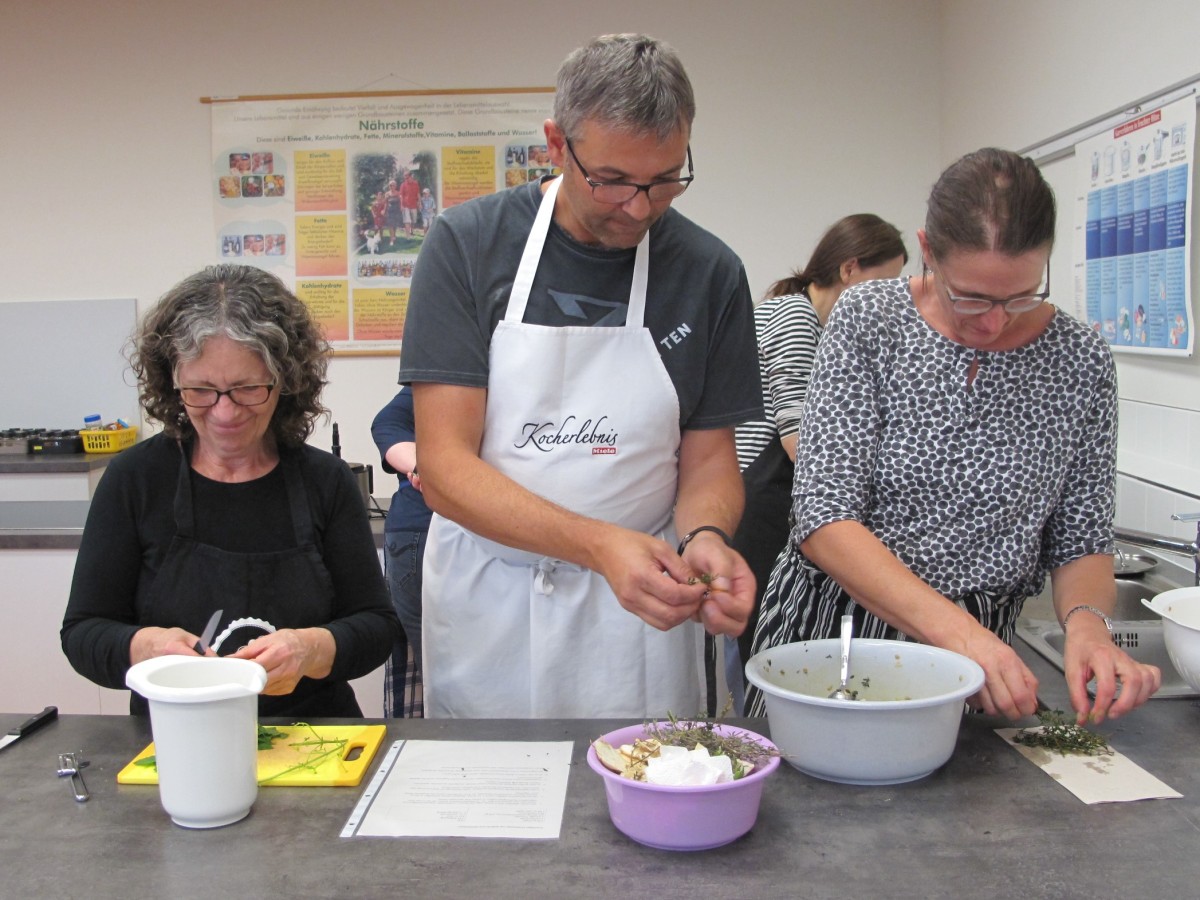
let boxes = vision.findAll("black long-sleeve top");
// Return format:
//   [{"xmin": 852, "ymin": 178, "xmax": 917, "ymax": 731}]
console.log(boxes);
[{"xmin": 61, "ymin": 433, "xmax": 400, "ymax": 716}]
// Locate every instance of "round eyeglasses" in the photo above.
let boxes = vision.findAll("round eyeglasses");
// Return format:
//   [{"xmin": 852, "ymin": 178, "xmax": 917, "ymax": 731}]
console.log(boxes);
[
  {"xmin": 937, "ymin": 259, "xmax": 1050, "ymax": 316},
  {"xmin": 565, "ymin": 137, "xmax": 693, "ymax": 204},
  {"xmin": 177, "ymin": 383, "xmax": 276, "ymax": 408}
]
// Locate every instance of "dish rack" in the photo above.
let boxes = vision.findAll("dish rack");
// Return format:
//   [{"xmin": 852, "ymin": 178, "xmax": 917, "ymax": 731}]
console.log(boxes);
[{"xmin": 81, "ymin": 426, "xmax": 138, "ymax": 454}]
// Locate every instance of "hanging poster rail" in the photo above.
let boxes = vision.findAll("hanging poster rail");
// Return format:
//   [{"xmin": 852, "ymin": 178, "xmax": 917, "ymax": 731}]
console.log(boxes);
[{"xmin": 1020, "ymin": 73, "xmax": 1200, "ymax": 165}]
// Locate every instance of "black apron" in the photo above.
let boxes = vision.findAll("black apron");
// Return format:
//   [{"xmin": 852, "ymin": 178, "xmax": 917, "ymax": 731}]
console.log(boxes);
[
  {"xmin": 731, "ymin": 436, "xmax": 795, "ymax": 667},
  {"xmin": 130, "ymin": 442, "xmax": 361, "ymax": 717}
]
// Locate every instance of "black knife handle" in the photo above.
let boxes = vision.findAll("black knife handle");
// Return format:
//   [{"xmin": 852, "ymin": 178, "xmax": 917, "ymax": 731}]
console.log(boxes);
[{"xmin": 7, "ymin": 705, "xmax": 58, "ymax": 737}]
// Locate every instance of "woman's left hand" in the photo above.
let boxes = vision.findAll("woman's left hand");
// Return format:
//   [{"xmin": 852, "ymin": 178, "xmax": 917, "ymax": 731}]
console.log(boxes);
[
  {"xmin": 1062, "ymin": 614, "xmax": 1161, "ymax": 723},
  {"xmin": 228, "ymin": 627, "xmax": 336, "ymax": 695}
]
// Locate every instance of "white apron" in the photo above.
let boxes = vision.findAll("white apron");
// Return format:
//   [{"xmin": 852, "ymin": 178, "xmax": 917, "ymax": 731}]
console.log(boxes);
[{"xmin": 423, "ymin": 176, "xmax": 703, "ymax": 718}]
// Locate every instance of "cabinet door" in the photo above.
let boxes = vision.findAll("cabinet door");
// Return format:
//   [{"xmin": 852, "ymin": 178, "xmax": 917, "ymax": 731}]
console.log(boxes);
[{"xmin": 0, "ymin": 549, "xmax": 124, "ymax": 714}]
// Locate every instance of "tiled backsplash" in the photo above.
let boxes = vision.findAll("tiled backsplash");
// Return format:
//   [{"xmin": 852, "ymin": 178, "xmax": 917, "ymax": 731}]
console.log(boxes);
[{"xmin": 1116, "ymin": 399, "xmax": 1200, "ymax": 541}]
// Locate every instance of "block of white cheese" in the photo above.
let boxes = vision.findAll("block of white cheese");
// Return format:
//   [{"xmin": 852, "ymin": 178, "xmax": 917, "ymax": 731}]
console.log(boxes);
[{"xmin": 644, "ymin": 745, "xmax": 735, "ymax": 785}]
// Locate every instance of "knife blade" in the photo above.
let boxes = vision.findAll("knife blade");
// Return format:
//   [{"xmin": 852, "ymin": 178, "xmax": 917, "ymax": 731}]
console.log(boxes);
[
  {"xmin": 193, "ymin": 609, "xmax": 224, "ymax": 655},
  {"xmin": 0, "ymin": 706, "xmax": 58, "ymax": 752}
]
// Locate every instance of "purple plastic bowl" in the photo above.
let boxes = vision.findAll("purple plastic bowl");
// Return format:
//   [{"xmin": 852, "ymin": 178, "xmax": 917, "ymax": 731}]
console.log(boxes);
[{"xmin": 586, "ymin": 722, "xmax": 780, "ymax": 851}]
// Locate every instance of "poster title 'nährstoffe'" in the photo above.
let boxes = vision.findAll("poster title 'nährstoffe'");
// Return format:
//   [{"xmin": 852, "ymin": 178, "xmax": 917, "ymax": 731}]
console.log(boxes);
[
  {"xmin": 361, "ymin": 118, "xmax": 425, "ymax": 131},
  {"xmin": 358, "ymin": 119, "xmax": 504, "ymax": 139}
]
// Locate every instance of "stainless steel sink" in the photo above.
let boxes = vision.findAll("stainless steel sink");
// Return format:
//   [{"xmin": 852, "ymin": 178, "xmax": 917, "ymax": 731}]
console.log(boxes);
[{"xmin": 1016, "ymin": 568, "xmax": 1197, "ymax": 698}]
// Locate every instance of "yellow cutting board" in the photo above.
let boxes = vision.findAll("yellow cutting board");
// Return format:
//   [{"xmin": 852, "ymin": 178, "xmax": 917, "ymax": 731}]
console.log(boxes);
[{"xmin": 117, "ymin": 724, "xmax": 387, "ymax": 787}]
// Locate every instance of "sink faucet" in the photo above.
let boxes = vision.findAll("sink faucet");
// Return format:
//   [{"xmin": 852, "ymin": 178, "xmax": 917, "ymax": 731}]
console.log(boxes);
[{"xmin": 1114, "ymin": 513, "xmax": 1200, "ymax": 586}]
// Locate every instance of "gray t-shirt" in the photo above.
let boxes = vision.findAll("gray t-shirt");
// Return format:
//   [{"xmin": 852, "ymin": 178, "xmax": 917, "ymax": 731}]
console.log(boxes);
[{"xmin": 398, "ymin": 180, "xmax": 762, "ymax": 430}]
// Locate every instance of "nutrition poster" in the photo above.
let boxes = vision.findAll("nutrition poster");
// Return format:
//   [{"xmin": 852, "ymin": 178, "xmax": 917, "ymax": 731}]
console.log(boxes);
[
  {"xmin": 209, "ymin": 89, "xmax": 555, "ymax": 354},
  {"xmin": 1073, "ymin": 94, "xmax": 1195, "ymax": 355}
]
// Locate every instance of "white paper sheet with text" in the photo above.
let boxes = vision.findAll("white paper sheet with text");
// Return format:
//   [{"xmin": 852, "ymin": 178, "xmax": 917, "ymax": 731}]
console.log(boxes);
[{"xmin": 349, "ymin": 740, "xmax": 573, "ymax": 839}]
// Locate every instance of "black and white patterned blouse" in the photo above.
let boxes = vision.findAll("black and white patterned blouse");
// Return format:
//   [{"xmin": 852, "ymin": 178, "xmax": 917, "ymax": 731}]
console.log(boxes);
[{"xmin": 748, "ymin": 277, "xmax": 1117, "ymax": 710}]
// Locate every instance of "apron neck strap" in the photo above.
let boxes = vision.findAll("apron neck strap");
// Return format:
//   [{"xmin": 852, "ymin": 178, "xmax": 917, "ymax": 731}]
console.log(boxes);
[
  {"xmin": 173, "ymin": 440, "xmax": 314, "ymax": 546},
  {"xmin": 505, "ymin": 176, "xmax": 649, "ymax": 328}
]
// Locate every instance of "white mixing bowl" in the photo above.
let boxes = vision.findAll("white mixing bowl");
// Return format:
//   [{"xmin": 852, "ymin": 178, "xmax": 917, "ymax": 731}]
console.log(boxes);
[
  {"xmin": 745, "ymin": 638, "xmax": 984, "ymax": 785},
  {"xmin": 1142, "ymin": 588, "xmax": 1200, "ymax": 693}
]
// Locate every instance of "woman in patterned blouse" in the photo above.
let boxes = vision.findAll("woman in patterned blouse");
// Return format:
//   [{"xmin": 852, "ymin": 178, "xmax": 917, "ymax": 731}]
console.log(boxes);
[{"xmin": 746, "ymin": 149, "xmax": 1160, "ymax": 724}]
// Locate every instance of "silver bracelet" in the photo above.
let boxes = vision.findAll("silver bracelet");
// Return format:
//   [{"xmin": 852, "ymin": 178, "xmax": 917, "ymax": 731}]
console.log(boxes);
[{"xmin": 1062, "ymin": 604, "xmax": 1113, "ymax": 638}]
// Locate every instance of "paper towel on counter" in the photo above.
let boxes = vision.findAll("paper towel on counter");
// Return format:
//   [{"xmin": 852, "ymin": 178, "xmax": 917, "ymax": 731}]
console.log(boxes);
[{"xmin": 996, "ymin": 727, "xmax": 1182, "ymax": 804}]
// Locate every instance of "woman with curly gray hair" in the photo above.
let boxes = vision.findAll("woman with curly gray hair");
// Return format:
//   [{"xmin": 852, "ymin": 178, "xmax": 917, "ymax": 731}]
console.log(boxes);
[{"xmin": 63, "ymin": 265, "xmax": 399, "ymax": 717}]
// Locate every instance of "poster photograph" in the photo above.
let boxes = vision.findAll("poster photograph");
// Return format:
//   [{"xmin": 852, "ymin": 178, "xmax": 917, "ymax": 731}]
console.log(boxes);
[{"xmin": 210, "ymin": 89, "xmax": 555, "ymax": 354}]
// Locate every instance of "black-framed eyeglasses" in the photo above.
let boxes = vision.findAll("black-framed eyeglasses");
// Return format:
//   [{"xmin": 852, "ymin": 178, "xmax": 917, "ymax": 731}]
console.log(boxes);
[
  {"xmin": 564, "ymin": 137, "xmax": 694, "ymax": 204},
  {"xmin": 176, "ymin": 383, "xmax": 276, "ymax": 408},
  {"xmin": 936, "ymin": 259, "xmax": 1051, "ymax": 316}
]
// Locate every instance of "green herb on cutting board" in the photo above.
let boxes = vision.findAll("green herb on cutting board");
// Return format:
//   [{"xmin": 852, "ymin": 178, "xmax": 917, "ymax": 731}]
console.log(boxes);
[
  {"xmin": 256, "ymin": 722, "xmax": 348, "ymax": 784},
  {"xmin": 134, "ymin": 724, "xmax": 288, "ymax": 769},
  {"xmin": 257, "ymin": 724, "xmax": 287, "ymax": 749},
  {"xmin": 1013, "ymin": 709, "xmax": 1113, "ymax": 756}
]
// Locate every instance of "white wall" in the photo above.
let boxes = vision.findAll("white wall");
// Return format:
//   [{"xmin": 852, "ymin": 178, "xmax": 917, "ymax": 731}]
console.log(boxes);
[
  {"xmin": 0, "ymin": 0, "xmax": 940, "ymax": 464},
  {"xmin": 938, "ymin": 0, "xmax": 1200, "ymax": 540},
  {"xmin": 5, "ymin": 0, "xmax": 1198, "ymax": 537}
]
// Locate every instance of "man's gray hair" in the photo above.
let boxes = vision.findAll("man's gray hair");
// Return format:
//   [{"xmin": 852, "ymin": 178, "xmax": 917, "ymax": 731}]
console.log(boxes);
[{"xmin": 553, "ymin": 34, "xmax": 695, "ymax": 142}]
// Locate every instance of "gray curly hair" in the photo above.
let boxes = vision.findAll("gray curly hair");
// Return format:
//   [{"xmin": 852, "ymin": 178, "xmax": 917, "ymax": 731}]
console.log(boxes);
[{"xmin": 129, "ymin": 264, "xmax": 329, "ymax": 448}]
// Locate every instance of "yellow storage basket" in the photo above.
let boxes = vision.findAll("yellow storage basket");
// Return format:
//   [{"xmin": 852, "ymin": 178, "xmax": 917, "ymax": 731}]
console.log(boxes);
[{"xmin": 81, "ymin": 426, "xmax": 138, "ymax": 454}]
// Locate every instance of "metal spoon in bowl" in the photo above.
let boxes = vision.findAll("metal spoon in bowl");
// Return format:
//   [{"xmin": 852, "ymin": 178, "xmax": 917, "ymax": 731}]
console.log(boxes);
[{"xmin": 829, "ymin": 614, "xmax": 858, "ymax": 700}]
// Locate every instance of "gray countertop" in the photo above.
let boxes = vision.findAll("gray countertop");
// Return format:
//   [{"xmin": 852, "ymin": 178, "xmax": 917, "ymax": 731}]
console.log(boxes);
[
  {"xmin": 1, "ymin": 647, "xmax": 1197, "ymax": 899},
  {"xmin": 0, "ymin": 500, "xmax": 388, "ymax": 550},
  {"xmin": 0, "ymin": 501, "xmax": 92, "ymax": 549}
]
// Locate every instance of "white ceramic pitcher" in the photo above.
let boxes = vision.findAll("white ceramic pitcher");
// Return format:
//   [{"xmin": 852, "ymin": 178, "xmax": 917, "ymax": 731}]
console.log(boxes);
[{"xmin": 126, "ymin": 656, "xmax": 268, "ymax": 829}]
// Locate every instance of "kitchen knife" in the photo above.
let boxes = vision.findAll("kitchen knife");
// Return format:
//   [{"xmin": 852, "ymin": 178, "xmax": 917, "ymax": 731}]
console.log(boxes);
[
  {"xmin": 193, "ymin": 609, "xmax": 224, "ymax": 655},
  {"xmin": 0, "ymin": 705, "xmax": 58, "ymax": 752}
]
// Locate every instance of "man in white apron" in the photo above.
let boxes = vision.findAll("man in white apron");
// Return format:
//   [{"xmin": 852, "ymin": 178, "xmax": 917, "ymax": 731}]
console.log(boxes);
[{"xmin": 398, "ymin": 34, "xmax": 762, "ymax": 718}]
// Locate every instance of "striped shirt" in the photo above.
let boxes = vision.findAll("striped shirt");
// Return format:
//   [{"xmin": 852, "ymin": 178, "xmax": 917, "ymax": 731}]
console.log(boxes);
[{"xmin": 734, "ymin": 292, "xmax": 823, "ymax": 471}]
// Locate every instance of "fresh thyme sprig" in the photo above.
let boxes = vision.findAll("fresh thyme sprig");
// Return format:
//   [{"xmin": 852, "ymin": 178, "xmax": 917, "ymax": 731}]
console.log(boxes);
[
  {"xmin": 1013, "ymin": 709, "xmax": 1113, "ymax": 756},
  {"xmin": 643, "ymin": 711, "xmax": 778, "ymax": 769}
]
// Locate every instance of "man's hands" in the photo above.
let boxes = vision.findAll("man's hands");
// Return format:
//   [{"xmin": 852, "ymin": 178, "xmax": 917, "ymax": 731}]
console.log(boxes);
[
  {"xmin": 590, "ymin": 525, "xmax": 753, "ymax": 636},
  {"xmin": 677, "ymin": 528, "xmax": 755, "ymax": 637}
]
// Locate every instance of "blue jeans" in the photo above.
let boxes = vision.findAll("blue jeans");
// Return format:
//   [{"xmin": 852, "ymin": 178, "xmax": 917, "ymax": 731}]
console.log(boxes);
[{"xmin": 384, "ymin": 529, "xmax": 426, "ymax": 717}]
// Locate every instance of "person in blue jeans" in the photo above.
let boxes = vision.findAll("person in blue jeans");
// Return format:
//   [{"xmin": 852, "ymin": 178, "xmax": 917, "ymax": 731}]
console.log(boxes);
[{"xmin": 372, "ymin": 387, "xmax": 432, "ymax": 717}]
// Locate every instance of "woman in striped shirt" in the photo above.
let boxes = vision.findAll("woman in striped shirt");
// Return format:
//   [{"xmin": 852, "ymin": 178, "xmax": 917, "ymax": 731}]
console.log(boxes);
[{"xmin": 730, "ymin": 215, "xmax": 907, "ymax": 698}]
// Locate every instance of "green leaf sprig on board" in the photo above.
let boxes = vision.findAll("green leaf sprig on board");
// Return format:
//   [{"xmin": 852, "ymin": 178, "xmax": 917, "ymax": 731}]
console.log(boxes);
[{"xmin": 256, "ymin": 723, "xmax": 348, "ymax": 785}]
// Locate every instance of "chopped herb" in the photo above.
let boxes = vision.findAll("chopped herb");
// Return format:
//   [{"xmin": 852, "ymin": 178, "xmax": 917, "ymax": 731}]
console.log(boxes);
[
  {"xmin": 258, "ymin": 724, "xmax": 286, "ymax": 750},
  {"xmin": 1013, "ymin": 709, "xmax": 1112, "ymax": 756}
]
